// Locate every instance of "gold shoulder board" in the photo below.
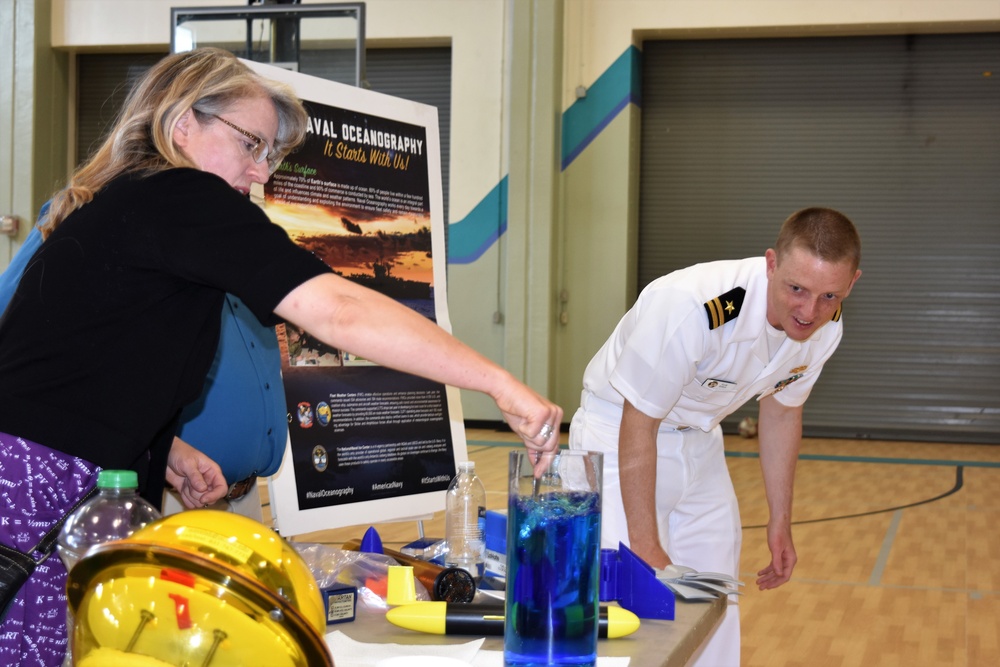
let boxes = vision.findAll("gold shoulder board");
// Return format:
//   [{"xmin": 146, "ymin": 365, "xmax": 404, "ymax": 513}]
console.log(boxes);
[{"xmin": 704, "ymin": 286, "xmax": 746, "ymax": 330}]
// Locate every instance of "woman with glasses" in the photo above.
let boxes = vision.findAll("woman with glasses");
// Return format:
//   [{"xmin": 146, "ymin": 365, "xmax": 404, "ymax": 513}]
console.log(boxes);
[{"xmin": 0, "ymin": 47, "xmax": 563, "ymax": 666}]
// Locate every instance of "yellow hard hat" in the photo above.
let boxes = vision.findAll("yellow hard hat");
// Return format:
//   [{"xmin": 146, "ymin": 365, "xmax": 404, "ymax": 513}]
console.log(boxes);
[{"xmin": 66, "ymin": 510, "xmax": 332, "ymax": 667}]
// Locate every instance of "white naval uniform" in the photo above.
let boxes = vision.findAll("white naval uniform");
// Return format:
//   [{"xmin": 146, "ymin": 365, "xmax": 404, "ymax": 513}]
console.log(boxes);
[{"xmin": 569, "ymin": 256, "xmax": 844, "ymax": 667}]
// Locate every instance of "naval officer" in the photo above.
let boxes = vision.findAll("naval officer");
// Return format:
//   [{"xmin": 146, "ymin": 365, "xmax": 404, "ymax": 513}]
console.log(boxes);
[{"xmin": 570, "ymin": 207, "xmax": 862, "ymax": 666}]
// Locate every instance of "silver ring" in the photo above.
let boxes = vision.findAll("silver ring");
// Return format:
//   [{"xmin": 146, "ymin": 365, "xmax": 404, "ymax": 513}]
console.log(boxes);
[{"xmin": 538, "ymin": 423, "xmax": 554, "ymax": 440}]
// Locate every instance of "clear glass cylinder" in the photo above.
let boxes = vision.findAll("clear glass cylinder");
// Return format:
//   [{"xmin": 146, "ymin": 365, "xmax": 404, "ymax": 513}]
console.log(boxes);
[{"xmin": 504, "ymin": 450, "xmax": 603, "ymax": 667}]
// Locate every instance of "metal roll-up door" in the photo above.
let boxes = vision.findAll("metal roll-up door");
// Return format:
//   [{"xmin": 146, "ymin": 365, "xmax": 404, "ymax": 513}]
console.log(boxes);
[
  {"xmin": 638, "ymin": 34, "xmax": 1000, "ymax": 443},
  {"xmin": 76, "ymin": 54, "xmax": 169, "ymax": 165}
]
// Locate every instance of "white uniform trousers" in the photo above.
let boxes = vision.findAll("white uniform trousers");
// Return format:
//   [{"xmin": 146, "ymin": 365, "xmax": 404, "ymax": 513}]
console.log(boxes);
[{"xmin": 570, "ymin": 407, "xmax": 742, "ymax": 667}]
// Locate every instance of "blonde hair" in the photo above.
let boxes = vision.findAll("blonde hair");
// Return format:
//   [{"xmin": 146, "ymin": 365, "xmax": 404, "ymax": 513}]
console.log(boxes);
[
  {"xmin": 775, "ymin": 207, "xmax": 861, "ymax": 272},
  {"xmin": 41, "ymin": 47, "xmax": 308, "ymax": 237}
]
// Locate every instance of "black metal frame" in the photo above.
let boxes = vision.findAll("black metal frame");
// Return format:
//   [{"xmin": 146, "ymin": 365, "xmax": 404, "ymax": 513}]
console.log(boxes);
[{"xmin": 170, "ymin": 2, "xmax": 367, "ymax": 87}]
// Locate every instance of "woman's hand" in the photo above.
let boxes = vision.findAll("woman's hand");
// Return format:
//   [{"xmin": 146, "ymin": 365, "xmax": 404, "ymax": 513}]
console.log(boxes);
[
  {"xmin": 493, "ymin": 376, "xmax": 564, "ymax": 476},
  {"xmin": 166, "ymin": 437, "xmax": 230, "ymax": 509}
]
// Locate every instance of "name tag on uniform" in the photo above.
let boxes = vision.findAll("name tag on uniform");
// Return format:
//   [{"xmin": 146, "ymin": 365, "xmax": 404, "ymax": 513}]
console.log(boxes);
[{"xmin": 701, "ymin": 378, "xmax": 737, "ymax": 392}]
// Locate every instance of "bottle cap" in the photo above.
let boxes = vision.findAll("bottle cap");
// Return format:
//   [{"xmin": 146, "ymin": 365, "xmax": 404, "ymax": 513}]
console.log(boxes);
[
  {"xmin": 458, "ymin": 460, "xmax": 475, "ymax": 472},
  {"xmin": 386, "ymin": 566, "xmax": 417, "ymax": 606},
  {"xmin": 97, "ymin": 469, "xmax": 139, "ymax": 489}
]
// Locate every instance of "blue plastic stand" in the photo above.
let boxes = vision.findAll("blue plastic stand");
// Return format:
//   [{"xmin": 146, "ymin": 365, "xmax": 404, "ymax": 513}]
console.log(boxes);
[{"xmin": 599, "ymin": 542, "xmax": 676, "ymax": 620}]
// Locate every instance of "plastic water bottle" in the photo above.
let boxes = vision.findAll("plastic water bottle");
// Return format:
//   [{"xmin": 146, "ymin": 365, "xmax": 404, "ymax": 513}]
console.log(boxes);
[
  {"xmin": 57, "ymin": 469, "xmax": 161, "ymax": 665},
  {"xmin": 444, "ymin": 460, "xmax": 486, "ymax": 578},
  {"xmin": 57, "ymin": 469, "xmax": 162, "ymax": 570}
]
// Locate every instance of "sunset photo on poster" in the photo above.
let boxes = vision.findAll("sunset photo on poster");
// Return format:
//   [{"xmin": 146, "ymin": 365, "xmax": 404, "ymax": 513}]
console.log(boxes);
[
  {"xmin": 266, "ymin": 199, "xmax": 434, "ymax": 294},
  {"xmin": 264, "ymin": 98, "xmax": 436, "ymax": 366}
]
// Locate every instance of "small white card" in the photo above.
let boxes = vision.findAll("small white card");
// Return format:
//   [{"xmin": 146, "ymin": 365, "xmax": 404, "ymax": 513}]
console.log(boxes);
[{"xmin": 701, "ymin": 378, "xmax": 737, "ymax": 392}]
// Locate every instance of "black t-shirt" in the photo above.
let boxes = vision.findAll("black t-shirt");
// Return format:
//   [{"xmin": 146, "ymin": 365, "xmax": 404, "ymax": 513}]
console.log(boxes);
[{"xmin": 0, "ymin": 168, "xmax": 330, "ymax": 500}]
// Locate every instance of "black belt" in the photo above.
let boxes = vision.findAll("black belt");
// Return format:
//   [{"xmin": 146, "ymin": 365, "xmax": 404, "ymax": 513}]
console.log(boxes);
[{"xmin": 226, "ymin": 472, "xmax": 258, "ymax": 501}]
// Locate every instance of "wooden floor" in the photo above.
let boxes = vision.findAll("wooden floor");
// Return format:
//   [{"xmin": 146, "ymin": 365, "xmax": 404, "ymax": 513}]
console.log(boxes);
[{"xmin": 262, "ymin": 428, "xmax": 1000, "ymax": 667}]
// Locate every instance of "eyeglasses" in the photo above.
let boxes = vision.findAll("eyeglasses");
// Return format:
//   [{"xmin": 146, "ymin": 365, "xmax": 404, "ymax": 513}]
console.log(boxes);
[{"xmin": 209, "ymin": 113, "xmax": 271, "ymax": 166}]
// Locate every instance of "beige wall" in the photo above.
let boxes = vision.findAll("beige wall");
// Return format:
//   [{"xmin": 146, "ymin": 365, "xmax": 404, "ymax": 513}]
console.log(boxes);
[
  {"xmin": 12, "ymin": 0, "xmax": 1000, "ymax": 420},
  {"xmin": 1, "ymin": 0, "xmax": 68, "ymax": 263}
]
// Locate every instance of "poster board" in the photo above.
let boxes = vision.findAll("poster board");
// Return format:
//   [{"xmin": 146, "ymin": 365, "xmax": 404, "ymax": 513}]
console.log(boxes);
[{"xmin": 245, "ymin": 60, "xmax": 466, "ymax": 537}]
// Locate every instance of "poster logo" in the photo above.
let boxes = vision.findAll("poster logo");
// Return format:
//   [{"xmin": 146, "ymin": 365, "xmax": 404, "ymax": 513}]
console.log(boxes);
[
  {"xmin": 297, "ymin": 401, "xmax": 314, "ymax": 428},
  {"xmin": 316, "ymin": 401, "xmax": 332, "ymax": 427},
  {"xmin": 312, "ymin": 445, "xmax": 329, "ymax": 472}
]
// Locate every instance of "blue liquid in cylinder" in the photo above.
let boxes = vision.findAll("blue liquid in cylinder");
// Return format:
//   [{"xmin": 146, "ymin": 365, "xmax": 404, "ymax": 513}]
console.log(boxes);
[{"xmin": 504, "ymin": 491, "xmax": 601, "ymax": 667}]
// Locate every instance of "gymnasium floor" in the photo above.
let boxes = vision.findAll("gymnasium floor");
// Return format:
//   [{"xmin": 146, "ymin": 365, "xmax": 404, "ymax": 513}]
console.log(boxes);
[{"xmin": 264, "ymin": 428, "xmax": 1000, "ymax": 667}]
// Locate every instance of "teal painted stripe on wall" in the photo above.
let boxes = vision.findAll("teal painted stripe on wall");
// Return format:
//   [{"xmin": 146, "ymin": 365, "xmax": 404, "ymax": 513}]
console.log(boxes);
[
  {"xmin": 448, "ymin": 46, "xmax": 641, "ymax": 265},
  {"xmin": 562, "ymin": 46, "xmax": 642, "ymax": 170},
  {"xmin": 447, "ymin": 176, "xmax": 508, "ymax": 264}
]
